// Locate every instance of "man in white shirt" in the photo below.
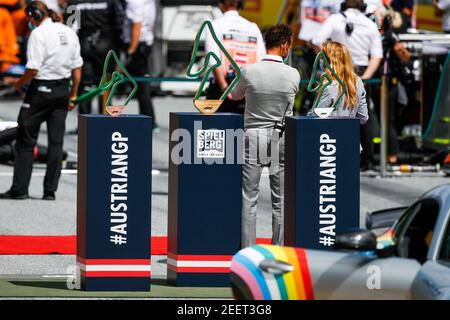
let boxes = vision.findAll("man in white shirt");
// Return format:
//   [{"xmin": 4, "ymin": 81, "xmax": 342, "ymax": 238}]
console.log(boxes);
[
  {"xmin": 298, "ymin": 0, "xmax": 342, "ymax": 42},
  {"xmin": 0, "ymin": 1, "xmax": 82, "ymax": 200},
  {"xmin": 294, "ymin": 0, "xmax": 341, "ymax": 114},
  {"xmin": 312, "ymin": 0, "xmax": 383, "ymax": 171},
  {"xmin": 123, "ymin": 0, "xmax": 157, "ymax": 127},
  {"xmin": 433, "ymin": 0, "xmax": 450, "ymax": 33},
  {"xmin": 204, "ymin": 0, "xmax": 265, "ymax": 114},
  {"xmin": 312, "ymin": 0, "xmax": 383, "ymax": 79}
]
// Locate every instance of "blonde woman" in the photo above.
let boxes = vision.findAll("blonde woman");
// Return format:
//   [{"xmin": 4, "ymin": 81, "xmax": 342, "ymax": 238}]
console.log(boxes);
[{"xmin": 309, "ymin": 41, "xmax": 369, "ymax": 124}]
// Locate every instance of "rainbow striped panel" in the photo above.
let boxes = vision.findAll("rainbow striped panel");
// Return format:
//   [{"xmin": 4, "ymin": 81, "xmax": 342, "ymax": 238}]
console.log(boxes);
[
  {"xmin": 376, "ymin": 229, "xmax": 396, "ymax": 250},
  {"xmin": 230, "ymin": 245, "xmax": 314, "ymax": 300}
]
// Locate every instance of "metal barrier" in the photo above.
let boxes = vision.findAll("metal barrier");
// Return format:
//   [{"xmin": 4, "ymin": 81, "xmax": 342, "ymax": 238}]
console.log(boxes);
[{"xmin": 0, "ymin": 73, "xmax": 382, "ymax": 85}]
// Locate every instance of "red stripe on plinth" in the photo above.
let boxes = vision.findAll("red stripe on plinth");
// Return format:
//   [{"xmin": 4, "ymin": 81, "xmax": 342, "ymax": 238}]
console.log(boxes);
[
  {"xmin": 77, "ymin": 258, "xmax": 151, "ymax": 265},
  {"xmin": 167, "ymin": 264, "xmax": 230, "ymax": 273},
  {"xmin": 167, "ymin": 253, "xmax": 233, "ymax": 261},
  {"xmin": 80, "ymin": 270, "xmax": 151, "ymax": 278}
]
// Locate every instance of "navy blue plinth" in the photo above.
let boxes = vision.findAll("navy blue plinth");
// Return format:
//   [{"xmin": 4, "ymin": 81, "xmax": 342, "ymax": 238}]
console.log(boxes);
[
  {"xmin": 284, "ymin": 117, "xmax": 360, "ymax": 250},
  {"xmin": 167, "ymin": 112, "xmax": 243, "ymax": 287},
  {"xmin": 77, "ymin": 115, "xmax": 152, "ymax": 291}
]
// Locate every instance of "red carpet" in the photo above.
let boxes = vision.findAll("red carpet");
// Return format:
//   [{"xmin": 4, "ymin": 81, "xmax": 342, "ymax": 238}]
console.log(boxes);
[{"xmin": 0, "ymin": 236, "xmax": 271, "ymax": 255}]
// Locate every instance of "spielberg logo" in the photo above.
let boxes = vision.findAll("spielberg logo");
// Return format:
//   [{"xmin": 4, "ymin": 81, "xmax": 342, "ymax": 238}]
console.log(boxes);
[{"xmin": 197, "ymin": 130, "xmax": 225, "ymax": 159}]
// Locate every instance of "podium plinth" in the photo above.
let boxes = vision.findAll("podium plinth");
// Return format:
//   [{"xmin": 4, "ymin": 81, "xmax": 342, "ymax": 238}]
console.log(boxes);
[
  {"xmin": 77, "ymin": 115, "xmax": 152, "ymax": 291},
  {"xmin": 168, "ymin": 112, "xmax": 243, "ymax": 287},
  {"xmin": 284, "ymin": 117, "xmax": 360, "ymax": 250}
]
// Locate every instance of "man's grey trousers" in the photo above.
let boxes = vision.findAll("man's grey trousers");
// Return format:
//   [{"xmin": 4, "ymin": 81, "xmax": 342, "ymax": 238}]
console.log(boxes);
[{"xmin": 241, "ymin": 128, "xmax": 285, "ymax": 248}]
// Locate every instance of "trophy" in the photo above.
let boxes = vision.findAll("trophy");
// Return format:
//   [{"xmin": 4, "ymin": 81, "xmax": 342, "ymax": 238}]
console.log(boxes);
[
  {"xmin": 186, "ymin": 21, "xmax": 241, "ymax": 115},
  {"xmin": 72, "ymin": 50, "xmax": 138, "ymax": 117},
  {"xmin": 307, "ymin": 51, "xmax": 347, "ymax": 119}
]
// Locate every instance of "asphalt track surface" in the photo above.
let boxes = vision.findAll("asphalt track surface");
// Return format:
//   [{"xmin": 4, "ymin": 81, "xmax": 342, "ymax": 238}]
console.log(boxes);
[{"xmin": 0, "ymin": 96, "xmax": 448, "ymax": 296}]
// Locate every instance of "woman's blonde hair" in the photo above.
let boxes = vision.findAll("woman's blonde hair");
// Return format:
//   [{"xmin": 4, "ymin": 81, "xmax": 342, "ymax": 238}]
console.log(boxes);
[{"xmin": 322, "ymin": 41, "xmax": 358, "ymax": 108}]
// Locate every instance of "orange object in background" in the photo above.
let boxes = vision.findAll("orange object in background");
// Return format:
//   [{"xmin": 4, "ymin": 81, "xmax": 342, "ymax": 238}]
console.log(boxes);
[
  {"xmin": 444, "ymin": 154, "xmax": 450, "ymax": 165},
  {"xmin": 0, "ymin": 0, "xmax": 19, "ymax": 6},
  {"xmin": 0, "ymin": 0, "xmax": 28, "ymax": 36},
  {"xmin": 10, "ymin": 6, "xmax": 27, "ymax": 36},
  {"xmin": 0, "ymin": 7, "xmax": 20, "ymax": 73}
]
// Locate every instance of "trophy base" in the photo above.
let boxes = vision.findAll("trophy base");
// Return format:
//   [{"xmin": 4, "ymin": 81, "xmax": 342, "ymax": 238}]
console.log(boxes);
[
  {"xmin": 105, "ymin": 105, "xmax": 125, "ymax": 117},
  {"xmin": 314, "ymin": 107, "xmax": 334, "ymax": 119},
  {"xmin": 193, "ymin": 100, "xmax": 223, "ymax": 115}
]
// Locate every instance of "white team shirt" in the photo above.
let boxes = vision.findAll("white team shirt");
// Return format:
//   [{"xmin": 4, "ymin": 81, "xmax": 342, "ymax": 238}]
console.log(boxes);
[
  {"xmin": 205, "ymin": 10, "xmax": 266, "ymax": 73},
  {"xmin": 437, "ymin": 0, "xmax": 450, "ymax": 31},
  {"xmin": 123, "ymin": 0, "xmax": 156, "ymax": 46},
  {"xmin": 298, "ymin": 0, "xmax": 341, "ymax": 41},
  {"xmin": 26, "ymin": 18, "xmax": 83, "ymax": 80},
  {"xmin": 365, "ymin": 0, "xmax": 386, "ymax": 12},
  {"xmin": 312, "ymin": 8, "xmax": 383, "ymax": 67}
]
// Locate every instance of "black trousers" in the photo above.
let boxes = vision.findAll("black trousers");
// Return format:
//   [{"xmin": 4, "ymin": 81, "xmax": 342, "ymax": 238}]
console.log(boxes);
[
  {"xmin": 371, "ymin": 79, "xmax": 400, "ymax": 156},
  {"xmin": 126, "ymin": 43, "xmax": 156, "ymax": 124},
  {"xmin": 11, "ymin": 79, "xmax": 69, "ymax": 195},
  {"xmin": 355, "ymin": 65, "xmax": 377, "ymax": 167}
]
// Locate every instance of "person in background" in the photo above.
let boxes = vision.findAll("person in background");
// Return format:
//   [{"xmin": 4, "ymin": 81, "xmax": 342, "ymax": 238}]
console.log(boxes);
[
  {"xmin": 0, "ymin": 1, "xmax": 82, "ymax": 200},
  {"xmin": 205, "ymin": 0, "xmax": 265, "ymax": 114},
  {"xmin": 433, "ymin": 0, "xmax": 450, "ymax": 33},
  {"xmin": 298, "ymin": 0, "xmax": 342, "ymax": 44},
  {"xmin": 39, "ymin": 0, "xmax": 63, "ymax": 19},
  {"xmin": 365, "ymin": 0, "xmax": 387, "ymax": 26},
  {"xmin": 313, "ymin": 0, "xmax": 383, "ymax": 171},
  {"xmin": 389, "ymin": 0, "xmax": 415, "ymax": 31},
  {"xmin": 64, "ymin": 0, "xmax": 123, "ymax": 116},
  {"xmin": 295, "ymin": 0, "xmax": 341, "ymax": 113},
  {"xmin": 308, "ymin": 41, "xmax": 368, "ymax": 124},
  {"xmin": 231, "ymin": 25, "xmax": 300, "ymax": 248},
  {"xmin": 370, "ymin": 11, "xmax": 411, "ymax": 165},
  {"xmin": 123, "ymin": 0, "xmax": 158, "ymax": 129},
  {"xmin": 313, "ymin": 0, "xmax": 383, "ymax": 80}
]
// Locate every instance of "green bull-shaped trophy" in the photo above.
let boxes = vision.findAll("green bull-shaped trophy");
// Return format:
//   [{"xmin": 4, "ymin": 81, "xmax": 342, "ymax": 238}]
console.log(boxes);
[
  {"xmin": 72, "ymin": 50, "xmax": 138, "ymax": 117},
  {"xmin": 307, "ymin": 51, "xmax": 347, "ymax": 119},
  {"xmin": 186, "ymin": 20, "xmax": 241, "ymax": 115}
]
